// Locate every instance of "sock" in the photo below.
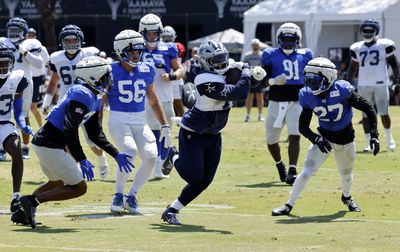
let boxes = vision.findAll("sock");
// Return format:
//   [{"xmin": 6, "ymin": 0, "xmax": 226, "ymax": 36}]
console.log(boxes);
[
  {"xmin": 172, "ymin": 155, "xmax": 179, "ymax": 165},
  {"xmin": 384, "ymin": 128, "xmax": 393, "ymax": 142},
  {"xmin": 365, "ymin": 133, "xmax": 371, "ymax": 144},
  {"xmin": 115, "ymin": 168, "xmax": 130, "ymax": 194},
  {"xmin": 11, "ymin": 192, "xmax": 21, "ymax": 200},
  {"xmin": 170, "ymin": 199, "xmax": 184, "ymax": 211},
  {"xmin": 96, "ymin": 153, "xmax": 107, "ymax": 167}
]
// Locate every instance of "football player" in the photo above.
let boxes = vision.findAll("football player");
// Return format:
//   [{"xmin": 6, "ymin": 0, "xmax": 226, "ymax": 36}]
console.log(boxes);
[
  {"xmin": 347, "ymin": 18, "xmax": 398, "ymax": 152},
  {"xmin": 14, "ymin": 56, "xmax": 133, "ymax": 228},
  {"xmin": 0, "ymin": 17, "xmax": 43, "ymax": 160},
  {"xmin": 261, "ymin": 23, "xmax": 314, "ymax": 185},
  {"xmin": 160, "ymin": 40, "xmax": 250, "ymax": 225},
  {"xmin": 108, "ymin": 30, "xmax": 171, "ymax": 214},
  {"xmin": 139, "ymin": 13, "xmax": 184, "ymax": 179},
  {"xmin": 272, "ymin": 57, "xmax": 379, "ymax": 216},
  {"xmin": 0, "ymin": 42, "xmax": 32, "ymax": 215},
  {"xmin": 41, "ymin": 24, "xmax": 109, "ymax": 178}
]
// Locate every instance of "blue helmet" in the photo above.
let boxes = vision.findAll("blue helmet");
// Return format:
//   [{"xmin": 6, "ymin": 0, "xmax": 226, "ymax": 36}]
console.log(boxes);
[
  {"xmin": 6, "ymin": 17, "xmax": 29, "ymax": 43},
  {"xmin": 59, "ymin": 24, "xmax": 84, "ymax": 54},
  {"xmin": 360, "ymin": 18, "xmax": 380, "ymax": 42},
  {"xmin": 0, "ymin": 42, "xmax": 15, "ymax": 79}
]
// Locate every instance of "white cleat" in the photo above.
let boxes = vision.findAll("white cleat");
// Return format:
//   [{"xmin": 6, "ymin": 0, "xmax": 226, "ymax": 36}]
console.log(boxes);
[
  {"xmin": 386, "ymin": 137, "xmax": 396, "ymax": 151},
  {"xmin": 123, "ymin": 195, "xmax": 141, "ymax": 214},
  {"xmin": 363, "ymin": 145, "xmax": 373, "ymax": 153},
  {"xmin": 99, "ymin": 165, "xmax": 108, "ymax": 179}
]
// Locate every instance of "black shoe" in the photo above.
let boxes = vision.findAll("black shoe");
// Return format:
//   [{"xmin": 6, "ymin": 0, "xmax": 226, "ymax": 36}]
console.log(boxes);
[
  {"xmin": 276, "ymin": 162, "xmax": 287, "ymax": 182},
  {"xmin": 11, "ymin": 208, "xmax": 30, "ymax": 225},
  {"xmin": 272, "ymin": 203, "xmax": 293, "ymax": 216},
  {"xmin": 22, "ymin": 146, "xmax": 30, "ymax": 159},
  {"xmin": 285, "ymin": 167, "xmax": 297, "ymax": 185},
  {"xmin": 341, "ymin": 194, "xmax": 361, "ymax": 212},
  {"xmin": 10, "ymin": 195, "xmax": 21, "ymax": 212},
  {"xmin": 161, "ymin": 206, "xmax": 182, "ymax": 225},
  {"xmin": 20, "ymin": 195, "xmax": 37, "ymax": 229},
  {"xmin": 162, "ymin": 147, "xmax": 178, "ymax": 176}
]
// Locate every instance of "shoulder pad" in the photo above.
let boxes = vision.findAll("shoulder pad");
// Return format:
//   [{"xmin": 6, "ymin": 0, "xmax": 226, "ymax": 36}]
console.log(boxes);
[
  {"xmin": 378, "ymin": 38, "xmax": 395, "ymax": 47},
  {"xmin": 194, "ymin": 72, "xmax": 224, "ymax": 85},
  {"xmin": 50, "ymin": 50, "xmax": 65, "ymax": 62}
]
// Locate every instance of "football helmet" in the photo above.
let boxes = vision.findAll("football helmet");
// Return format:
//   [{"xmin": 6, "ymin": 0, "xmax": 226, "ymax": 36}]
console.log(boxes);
[
  {"xmin": 59, "ymin": 24, "xmax": 84, "ymax": 54},
  {"xmin": 6, "ymin": 17, "xmax": 29, "ymax": 43},
  {"xmin": 304, "ymin": 57, "xmax": 337, "ymax": 95},
  {"xmin": 276, "ymin": 23, "xmax": 302, "ymax": 55},
  {"xmin": 161, "ymin": 26, "xmax": 177, "ymax": 43},
  {"xmin": 75, "ymin": 56, "xmax": 112, "ymax": 95},
  {"xmin": 0, "ymin": 42, "xmax": 15, "ymax": 79},
  {"xmin": 198, "ymin": 40, "xmax": 229, "ymax": 75},
  {"xmin": 113, "ymin": 29, "xmax": 145, "ymax": 67},
  {"xmin": 360, "ymin": 18, "xmax": 380, "ymax": 43},
  {"xmin": 139, "ymin": 13, "xmax": 163, "ymax": 47}
]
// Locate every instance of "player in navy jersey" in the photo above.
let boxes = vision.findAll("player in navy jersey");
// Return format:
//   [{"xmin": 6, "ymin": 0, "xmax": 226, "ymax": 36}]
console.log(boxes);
[
  {"xmin": 272, "ymin": 58, "xmax": 379, "ymax": 216},
  {"xmin": 160, "ymin": 40, "xmax": 251, "ymax": 225},
  {"xmin": 261, "ymin": 23, "xmax": 314, "ymax": 185},
  {"xmin": 13, "ymin": 56, "xmax": 133, "ymax": 228},
  {"xmin": 108, "ymin": 30, "xmax": 171, "ymax": 214},
  {"xmin": 139, "ymin": 13, "xmax": 184, "ymax": 179},
  {"xmin": 0, "ymin": 42, "xmax": 32, "ymax": 216}
]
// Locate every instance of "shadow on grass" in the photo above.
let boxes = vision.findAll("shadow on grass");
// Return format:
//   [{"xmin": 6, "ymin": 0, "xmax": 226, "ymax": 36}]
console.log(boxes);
[
  {"xmin": 23, "ymin": 181, "xmax": 45, "ymax": 186},
  {"xmin": 236, "ymin": 181, "xmax": 290, "ymax": 188},
  {"xmin": 65, "ymin": 212, "xmax": 143, "ymax": 219},
  {"xmin": 150, "ymin": 223, "xmax": 232, "ymax": 235},
  {"xmin": 356, "ymin": 149, "xmax": 387, "ymax": 154},
  {"xmin": 12, "ymin": 225, "xmax": 79, "ymax": 233},
  {"xmin": 275, "ymin": 210, "xmax": 363, "ymax": 224}
]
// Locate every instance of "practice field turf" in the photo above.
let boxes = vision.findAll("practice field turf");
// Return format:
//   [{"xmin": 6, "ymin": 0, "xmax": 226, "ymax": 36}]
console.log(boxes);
[{"xmin": 1, "ymin": 107, "xmax": 399, "ymax": 251}]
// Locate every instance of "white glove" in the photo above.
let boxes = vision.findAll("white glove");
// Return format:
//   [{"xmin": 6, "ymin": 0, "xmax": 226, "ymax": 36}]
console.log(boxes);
[
  {"xmin": 251, "ymin": 66, "xmax": 267, "ymax": 81},
  {"xmin": 160, "ymin": 124, "xmax": 172, "ymax": 149},
  {"xmin": 229, "ymin": 61, "xmax": 244, "ymax": 70},
  {"xmin": 18, "ymin": 44, "xmax": 28, "ymax": 55},
  {"xmin": 268, "ymin": 74, "xmax": 286, "ymax": 86}
]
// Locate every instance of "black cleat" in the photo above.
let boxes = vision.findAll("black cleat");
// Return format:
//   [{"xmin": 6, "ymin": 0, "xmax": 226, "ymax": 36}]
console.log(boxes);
[
  {"xmin": 276, "ymin": 162, "xmax": 287, "ymax": 182},
  {"xmin": 285, "ymin": 167, "xmax": 297, "ymax": 185},
  {"xmin": 20, "ymin": 196, "xmax": 37, "ymax": 229},
  {"xmin": 162, "ymin": 146, "xmax": 178, "ymax": 176},
  {"xmin": 11, "ymin": 208, "xmax": 30, "ymax": 225},
  {"xmin": 10, "ymin": 195, "xmax": 21, "ymax": 213},
  {"xmin": 341, "ymin": 194, "xmax": 361, "ymax": 212},
  {"xmin": 272, "ymin": 203, "xmax": 293, "ymax": 216},
  {"xmin": 161, "ymin": 206, "xmax": 182, "ymax": 225}
]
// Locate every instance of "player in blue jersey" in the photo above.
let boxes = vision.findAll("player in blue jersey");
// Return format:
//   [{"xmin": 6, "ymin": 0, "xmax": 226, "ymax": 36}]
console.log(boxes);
[
  {"xmin": 13, "ymin": 56, "xmax": 133, "ymax": 228},
  {"xmin": 272, "ymin": 58, "xmax": 379, "ymax": 216},
  {"xmin": 261, "ymin": 23, "xmax": 314, "ymax": 185},
  {"xmin": 108, "ymin": 30, "xmax": 171, "ymax": 214},
  {"xmin": 160, "ymin": 40, "xmax": 251, "ymax": 225},
  {"xmin": 139, "ymin": 13, "xmax": 184, "ymax": 179}
]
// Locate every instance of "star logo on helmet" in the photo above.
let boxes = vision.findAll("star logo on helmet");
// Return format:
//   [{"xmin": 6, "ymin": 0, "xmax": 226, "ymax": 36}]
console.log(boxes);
[
  {"xmin": 220, "ymin": 89, "xmax": 227, "ymax": 97},
  {"xmin": 204, "ymin": 83, "xmax": 216, "ymax": 93}
]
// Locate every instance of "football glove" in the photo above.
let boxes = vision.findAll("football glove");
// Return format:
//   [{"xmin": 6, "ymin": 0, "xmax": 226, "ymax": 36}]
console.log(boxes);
[
  {"xmin": 251, "ymin": 66, "xmax": 267, "ymax": 81},
  {"xmin": 115, "ymin": 153, "xmax": 134, "ymax": 173},
  {"xmin": 21, "ymin": 125, "xmax": 33, "ymax": 136},
  {"xmin": 79, "ymin": 159, "xmax": 94, "ymax": 181},
  {"xmin": 160, "ymin": 124, "xmax": 172, "ymax": 148},
  {"xmin": 314, "ymin": 135, "xmax": 332, "ymax": 153},
  {"xmin": 18, "ymin": 44, "xmax": 28, "ymax": 55},
  {"xmin": 268, "ymin": 74, "xmax": 286, "ymax": 86},
  {"xmin": 370, "ymin": 130, "xmax": 380, "ymax": 156}
]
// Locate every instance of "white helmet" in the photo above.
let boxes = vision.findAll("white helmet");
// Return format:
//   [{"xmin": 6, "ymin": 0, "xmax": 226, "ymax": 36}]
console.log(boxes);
[
  {"xmin": 304, "ymin": 57, "xmax": 337, "ymax": 95},
  {"xmin": 161, "ymin": 25, "xmax": 177, "ymax": 42},
  {"xmin": 114, "ymin": 29, "xmax": 145, "ymax": 67},
  {"xmin": 198, "ymin": 40, "xmax": 229, "ymax": 75},
  {"xmin": 75, "ymin": 56, "xmax": 112, "ymax": 95},
  {"xmin": 139, "ymin": 13, "xmax": 163, "ymax": 47},
  {"xmin": 276, "ymin": 22, "xmax": 302, "ymax": 55}
]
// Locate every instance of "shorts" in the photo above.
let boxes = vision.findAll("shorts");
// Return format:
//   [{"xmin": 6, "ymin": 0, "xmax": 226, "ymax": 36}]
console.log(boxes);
[
  {"xmin": 32, "ymin": 75, "xmax": 46, "ymax": 103},
  {"xmin": 0, "ymin": 123, "xmax": 18, "ymax": 149},
  {"xmin": 172, "ymin": 79, "xmax": 184, "ymax": 100},
  {"xmin": 358, "ymin": 86, "xmax": 389, "ymax": 116}
]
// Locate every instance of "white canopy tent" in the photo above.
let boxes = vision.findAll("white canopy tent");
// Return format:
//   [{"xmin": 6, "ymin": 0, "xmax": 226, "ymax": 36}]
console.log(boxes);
[{"xmin": 243, "ymin": 0, "xmax": 400, "ymax": 59}]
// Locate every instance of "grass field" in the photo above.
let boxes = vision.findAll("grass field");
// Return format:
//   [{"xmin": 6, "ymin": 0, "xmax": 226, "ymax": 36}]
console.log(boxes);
[{"xmin": 1, "ymin": 107, "xmax": 400, "ymax": 252}]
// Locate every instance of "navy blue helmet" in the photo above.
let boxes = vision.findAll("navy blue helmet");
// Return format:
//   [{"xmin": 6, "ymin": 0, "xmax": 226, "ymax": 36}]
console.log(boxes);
[
  {"xmin": 6, "ymin": 17, "xmax": 29, "ymax": 43},
  {"xmin": 59, "ymin": 24, "xmax": 84, "ymax": 54},
  {"xmin": 360, "ymin": 18, "xmax": 380, "ymax": 41},
  {"xmin": 0, "ymin": 42, "xmax": 15, "ymax": 78}
]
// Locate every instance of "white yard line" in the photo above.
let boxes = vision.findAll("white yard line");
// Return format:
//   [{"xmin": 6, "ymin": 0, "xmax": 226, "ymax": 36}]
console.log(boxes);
[{"xmin": 0, "ymin": 244, "xmax": 141, "ymax": 252}]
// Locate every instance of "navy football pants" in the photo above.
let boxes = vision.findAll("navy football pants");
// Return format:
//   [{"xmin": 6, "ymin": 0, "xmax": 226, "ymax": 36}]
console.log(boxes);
[{"xmin": 175, "ymin": 128, "xmax": 222, "ymax": 206}]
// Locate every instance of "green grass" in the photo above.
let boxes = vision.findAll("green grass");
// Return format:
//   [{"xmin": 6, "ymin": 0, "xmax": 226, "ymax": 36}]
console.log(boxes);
[{"xmin": 1, "ymin": 107, "xmax": 400, "ymax": 251}]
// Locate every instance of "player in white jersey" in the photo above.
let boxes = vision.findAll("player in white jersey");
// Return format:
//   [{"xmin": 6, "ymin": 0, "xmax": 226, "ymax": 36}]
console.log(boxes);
[
  {"xmin": 108, "ymin": 30, "xmax": 171, "ymax": 214},
  {"xmin": 0, "ymin": 18, "xmax": 44, "ymax": 160},
  {"xmin": 139, "ymin": 13, "xmax": 184, "ymax": 179},
  {"xmin": 0, "ymin": 42, "xmax": 33, "ymax": 217},
  {"xmin": 348, "ymin": 18, "xmax": 399, "ymax": 152},
  {"xmin": 41, "ymin": 24, "xmax": 109, "ymax": 178},
  {"xmin": 27, "ymin": 28, "xmax": 49, "ymax": 129}
]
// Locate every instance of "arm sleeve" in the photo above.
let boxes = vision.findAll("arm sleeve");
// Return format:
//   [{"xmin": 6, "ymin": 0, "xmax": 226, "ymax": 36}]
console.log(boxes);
[
  {"xmin": 64, "ymin": 100, "xmax": 88, "ymax": 162},
  {"xmin": 299, "ymin": 108, "xmax": 319, "ymax": 144},
  {"xmin": 83, "ymin": 112, "xmax": 119, "ymax": 158},
  {"xmin": 13, "ymin": 98, "xmax": 26, "ymax": 128},
  {"xmin": 49, "ymin": 62, "xmax": 57, "ymax": 72},
  {"xmin": 387, "ymin": 55, "xmax": 398, "ymax": 71},
  {"xmin": 197, "ymin": 76, "xmax": 250, "ymax": 101},
  {"xmin": 347, "ymin": 91, "xmax": 378, "ymax": 131},
  {"xmin": 25, "ymin": 51, "xmax": 43, "ymax": 69}
]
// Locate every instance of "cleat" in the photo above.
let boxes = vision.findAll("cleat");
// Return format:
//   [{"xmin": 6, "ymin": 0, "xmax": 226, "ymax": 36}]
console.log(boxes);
[
  {"xmin": 19, "ymin": 196, "xmax": 37, "ymax": 228},
  {"xmin": 285, "ymin": 167, "xmax": 297, "ymax": 185},
  {"xmin": 10, "ymin": 194, "xmax": 21, "ymax": 213},
  {"xmin": 341, "ymin": 194, "xmax": 361, "ymax": 212},
  {"xmin": 0, "ymin": 149, "xmax": 6, "ymax": 161},
  {"xmin": 244, "ymin": 115, "xmax": 250, "ymax": 122},
  {"xmin": 363, "ymin": 145, "xmax": 373, "ymax": 153},
  {"xmin": 258, "ymin": 115, "xmax": 265, "ymax": 122},
  {"xmin": 11, "ymin": 208, "xmax": 30, "ymax": 225},
  {"xmin": 123, "ymin": 195, "xmax": 141, "ymax": 214},
  {"xmin": 276, "ymin": 162, "xmax": 287, "ymax": 182},
  {"xmin": 387, "ymin": 136, "xmax": 396, "ymax": 151},
  {"xmin": 161, "ymin": 206, "xmax": 181, "ymax": 225},
  {"xmin": 22, "ymin": 146, "xmax": 30, "ymax": 159},
  {"xmin": 272, "ymin": 203, "xmax": 293, "ymax": 216},
  {"xmin": 162, "ymin": 146, "xmax": 178, "ymax": 176},
  {"xmin": 110, "ymin": 193, "xmax": 125, "ymax": 214},
  {"xmin": 99, "ymin": 165, "xmax": 108, "ymax": 179}
]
